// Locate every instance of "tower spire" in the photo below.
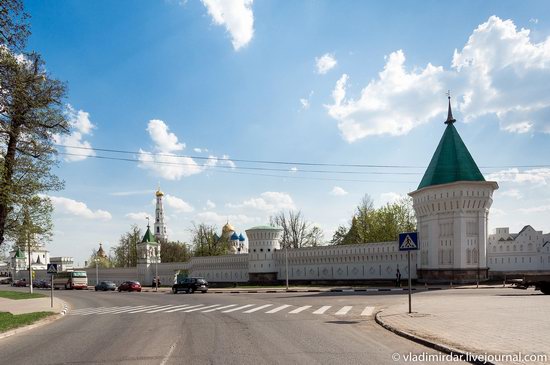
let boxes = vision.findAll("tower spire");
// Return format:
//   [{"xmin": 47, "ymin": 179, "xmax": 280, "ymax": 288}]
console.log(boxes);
[{"xmin": 445, "ymin": 90, "xmax": 456, "ymax": 125}]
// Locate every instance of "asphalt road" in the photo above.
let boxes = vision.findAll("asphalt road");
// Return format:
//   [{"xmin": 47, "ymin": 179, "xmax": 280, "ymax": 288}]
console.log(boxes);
[{"xmin": 0, "ymin": 288, "xmax": 467, "ymax": 364}]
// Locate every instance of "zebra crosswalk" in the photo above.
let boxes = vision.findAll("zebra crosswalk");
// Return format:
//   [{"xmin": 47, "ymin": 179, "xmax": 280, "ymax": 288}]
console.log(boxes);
[{"xmin": 68, "ymin": 303, "xmax": 376, "ymax": 317}]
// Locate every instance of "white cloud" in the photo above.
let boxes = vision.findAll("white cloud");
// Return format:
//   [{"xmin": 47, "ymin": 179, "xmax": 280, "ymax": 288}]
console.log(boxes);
[
  {"xmin": 327, "ymin": 16, "xmax": 550, "ymax": 142},
  {"xmin": 529, "ymin": 18, "xmax": 539, "ymax": 24},
  {"xmin": 203, "ymin": 154, "xmax": 236, "ymax": 169},
  {"xmin": 316, "ymin": 53, "xmax": 337, "ymax": 74},
  {"xmin": 299, "ymin": 90, "xmax": 314, "ymax": 110},
  {"xmin": 379, "ymin": 192, "xmax": 403, "ymax": 205},
  {"xmin": 125, "ymin": 212, "xmax": 150, "ymax": 221},
  {"xmin": 54, "ymin": 105, "xmax": 96, "ymax": 162},
  {"xmin": 146, "ymin": 119, "xmax": 184, "ymax": 153},
  {"xmin": 206, "ymin": 200, "xmax": 216, "ymax": 209},
  {"xmin": 50, "ymin": 196, "xmax": 111, "ymax": 220},
  {"xmin": 499, "ymin": 189, "xmax": 522, "ymax": 199},
  {"xmin": 289, "ymin": 167, "xmax": 298, "ymax": 173},
  {"xmin": 486, "ymin": 168, "xmax": 550, "ymax": 185},
  {"xmin": 196, "ymin": 211, "xmax": 258, "ymax": 228},
  {"xmin": 201, "ymin": 0, "xmax": 254, "ymax": 50},
  {"xmin": 193, "ymin": 147, "xmax": 208, "ymax": 153},
  {"xmin": 518, "ymin": 204, "xmax": 550, "ymax": 214},
  {"xmin": 163, "ymin": 194, "xmax": 194, "ymax": 213},
  {"xmin": 138, "ymin": 119, "xmax": 202, "ymax": 180},
  {"xmin": 229, "ymin": 191, "xmax": 296, "ymax": 213},
  {"xmin": 330, "ymin": 186, "xmax": 348, "ymax": 196}
]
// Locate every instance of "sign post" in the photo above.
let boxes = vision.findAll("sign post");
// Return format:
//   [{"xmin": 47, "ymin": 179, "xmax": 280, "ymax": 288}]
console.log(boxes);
[
  {"xmin": 47, "ymin": 263, "xmax": 58, "ymax": 308},
  {"xmin": 399, "ymin": 232, "xmax": 419, "ymax": 314}
]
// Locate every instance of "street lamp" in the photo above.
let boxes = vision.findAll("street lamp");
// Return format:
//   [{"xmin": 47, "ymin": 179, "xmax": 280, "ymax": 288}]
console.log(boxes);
[
  {"xmin": 154, "ymin": 246, "xmax": 159, "ymax": 292},
  {"xmin": 95, "ymin": 258, "xmax": 100, "ymax": 286},
  {"xmin": 285, "ymin": 243, "xmax": 289, "ymax": 290}
]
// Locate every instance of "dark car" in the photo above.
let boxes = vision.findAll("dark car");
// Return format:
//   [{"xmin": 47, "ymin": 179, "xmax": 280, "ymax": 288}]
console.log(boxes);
[
  {"xmin": 95, "ymin": 281, "xmax": 116, "ymax": 291},
  {"xmin": 172, "ymin": 277, "xmax": 208, "ymax": 294},
  {"xmin": 33, "ymin": 279, "xmax": 51, "ymax": 289},
  {"xmin": 117, "ymin": 281, "xmax": 142, "ymax": 292},
  {"xmin": 12, "ymin": 279, "xmax": 27, "ymax": 287}
]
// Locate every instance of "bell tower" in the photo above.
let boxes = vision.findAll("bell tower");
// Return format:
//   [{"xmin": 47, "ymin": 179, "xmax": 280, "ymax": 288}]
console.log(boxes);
[{"xmin": 154, "ymin": 186, "xmax": 168, "ymax": 243}]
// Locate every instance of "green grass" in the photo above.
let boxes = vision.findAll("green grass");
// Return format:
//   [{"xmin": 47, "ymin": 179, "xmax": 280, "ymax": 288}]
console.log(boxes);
[
  {"xmin": 0, "ymin": 291, "xmax": 46, "ymax": 300},
  {"xmin": 0, "ymin": 311, "xmax": 54, "ymax": 333}
]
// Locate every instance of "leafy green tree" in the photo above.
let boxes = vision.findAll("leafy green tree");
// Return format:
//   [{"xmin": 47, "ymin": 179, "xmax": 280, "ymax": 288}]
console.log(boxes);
[
  {"xmin": 333, "ymin": 196, "xmax": 416, "ymax": 245},
  {"xmin": 0, "ymin": 0, "xmax": 30, "ymax": 51},
  {"xmin": 111, "ymin": 225, "xmax": 141, "ymax": 267},
  {"xmin": 191, "ymin": 223, "xmax": 229, "ymax": 256},
  {"xmin": 161, "ymin": 241, "xmax": 193, "ymax": 262},
  {"xmin": 86, "ymin": 249, "xmax": 112, "ymax": 269},
  {"xmin": 330, "ymin": 225, "xmax": 348, "ymax": 245},
  {"xmin": 0, "ymin": 47, "xmax": 69, "ymax": 247}
]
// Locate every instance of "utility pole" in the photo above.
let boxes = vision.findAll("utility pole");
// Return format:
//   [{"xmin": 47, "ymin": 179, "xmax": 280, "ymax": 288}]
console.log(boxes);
[
  {"xmin": 155, "ymin": 246, "xmax": 158, "ymax": 292},
  {"xmin": 27, "ymin": 233, "xmax": 33, "ymax": 294},
  {"xmin": 285, "ymin": 243, "xmax": 289, "ymax": 290},
  {"xmin": 95, "ymin": 258, "xmax": 99, "ymax": 286}
]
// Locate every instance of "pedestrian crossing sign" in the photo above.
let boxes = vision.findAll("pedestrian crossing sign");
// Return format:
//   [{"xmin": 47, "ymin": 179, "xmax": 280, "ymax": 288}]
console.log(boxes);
[
  {"xmin": 399, "ymin": 232, "xmax": 419, "ymax": 251},
  {"xmin": 47, "ymin": 263, "xmax": 58, "ymax": 274}
]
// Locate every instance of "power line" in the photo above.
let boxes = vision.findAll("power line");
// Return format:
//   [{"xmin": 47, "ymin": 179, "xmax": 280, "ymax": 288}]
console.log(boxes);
[
  {"xmin": 54, "ymin": 144, "xmax": 550, "ymax": 170},
  {"xmin": 57, "ymin": 152, "xmax": 418, "ymax": 183}
]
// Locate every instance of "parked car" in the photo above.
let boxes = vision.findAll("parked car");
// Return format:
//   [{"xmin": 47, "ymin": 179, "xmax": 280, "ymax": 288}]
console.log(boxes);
[
  {"xmin": 95, "ymin": 281, "xmax": 116, "ymax": 291},
  {"xmin": 172, "ymin": 277, "xmax": 208, "ymax": 294},
  {"xmin": 12, "ymin": 279, "xmax": 27, "ymax": 287},
  {"xmin": 33, "ymin": 279, "xmax": 51, "ymax": 289},
  {"xmin": 117, "ymin": 281, "xmax": 142, "ymax": 292},
  {"xmin": 0, "ymin": 277, "xmax": 12, "ymax": 285}
]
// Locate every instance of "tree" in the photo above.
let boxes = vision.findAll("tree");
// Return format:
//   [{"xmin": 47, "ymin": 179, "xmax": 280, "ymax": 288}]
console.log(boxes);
[
  {"xmin": 270, "ymin": 210, "xmax": 324, "ymax": 248},
  {"xmin": 86, "ymin": 249, "xmax": 112, "ymax": 269},
  {"xmin": 0, "ymin": 47, "xmax": 69, "ymax": 247},
  {"xmin": 330, "ymin": 225, "xmax": 348, "ymax": 245},
  {"xmin": 111, "ymin": 225, "xmax": 141, "ymax": 267},
  {"xmin": 161, "ymin": 241, "xmax": 193, "ymax": 262},
  {"xmin": 0, "ymin": 0, "xmax": 30, "ymax": 51},
  {"xmin": 332, "ymin": 196, "xmax": 416, "ymax": 245},
  {"xmin": 11, "ymin": 195, "xmax": 53, "ymax": 251},
  {"xmin": 190, "ymin": 223, "xmax": 229, "ymax": 256}
]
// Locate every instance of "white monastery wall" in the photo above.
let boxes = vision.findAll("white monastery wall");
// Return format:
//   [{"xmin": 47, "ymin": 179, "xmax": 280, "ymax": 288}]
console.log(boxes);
[{"xmin": 190, "ymin": 254, "xmax": 249, "ymax": 282}]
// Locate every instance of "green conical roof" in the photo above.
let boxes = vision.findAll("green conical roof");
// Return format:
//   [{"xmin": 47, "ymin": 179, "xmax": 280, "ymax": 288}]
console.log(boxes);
[
  {"xmin": 417, "ymin": 102, "xmax": 485, "ymax": 190},
  {"xmin": 141, "ymin": 226, "xmax": 157, "ymax": 243}
]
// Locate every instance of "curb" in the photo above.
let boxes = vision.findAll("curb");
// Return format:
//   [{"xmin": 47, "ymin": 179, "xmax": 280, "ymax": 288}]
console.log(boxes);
[
  {"xmin": 0, "ymin": 300, "xmax": 68, "ymax": 341},
  {"xmin": 374, "ymin": 310, "xmax": 496, "ymax": 365}
]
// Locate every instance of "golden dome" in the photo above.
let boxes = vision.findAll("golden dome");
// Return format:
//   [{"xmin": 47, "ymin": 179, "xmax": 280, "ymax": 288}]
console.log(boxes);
[
  {"xmin": 222, "ymin": 222, "xmax": 235, "ymax": 233},
  {"xmin": 97, "ymin": 243, "xmax": 107, "ymax": 258},
  {"xmin": 156, "ymin": 189, "xmax": 164, "ymax": 197}
]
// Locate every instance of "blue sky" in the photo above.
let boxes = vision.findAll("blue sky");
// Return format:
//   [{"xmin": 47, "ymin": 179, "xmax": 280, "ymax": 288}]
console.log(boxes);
[{"xmin": 23, "ymin": 0, "xmax": 550, "ymax": 264}]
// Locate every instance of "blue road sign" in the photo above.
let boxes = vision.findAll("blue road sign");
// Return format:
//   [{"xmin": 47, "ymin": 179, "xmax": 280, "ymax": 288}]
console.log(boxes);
[
  {"xmin": 47, "ymin": 263, "xmax": 58, "ymax": 274},
  {"xmin": 399, "ymin": 232, "xmax": 419, "ymax": 251}
]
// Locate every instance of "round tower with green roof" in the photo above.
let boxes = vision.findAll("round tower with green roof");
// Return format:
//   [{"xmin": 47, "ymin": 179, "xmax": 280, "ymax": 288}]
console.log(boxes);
[
  {"xmin": 136, "ymin": 218, "xmax": 161, "ymax": 285},
  {"xmin": 408, "ymin": 97, "xmax": 499, "ymax": 283}
]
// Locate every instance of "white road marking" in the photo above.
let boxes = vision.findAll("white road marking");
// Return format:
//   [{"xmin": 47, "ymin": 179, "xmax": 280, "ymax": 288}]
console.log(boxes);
[
  {"xmin": 106, "ymin": 306, "xmax": 149, "ymax": 314},
  {"xmin": 265, "ymin": 305, "xmax": 291, "ymax": 314},
  {"xmin": 335, "ymin": 306, "xmax": 352, "ymax": 315},
  {"xmin": 81, "ymin": 306, "xmax": 136, "ymax": 315},
  {"xmin": 71, "ymin": 306, "xmax": 110, "ymax": 314},
  {"xmin": 361, "ymin": 306, "xmax": 375, "ymax": 316},
  {"xmin": 160, "ymin": 340, "xmax": 177, "ymax": 365},
  {"xmin": 146, "ymin": 305, "xmax": 187, "ymax": 313},
  {"xmin": 312, "ymin": 306, "xmax": 331, "ymax": 314},
  {"xmin": 289, "ymin": 305, "xmax": 311, "ymax": 314},
  {"xmin": 184, "ymin": 304, "xmax": 220, "ymax": 312},
  {"xmin": 202, "ymin": 304, "xmax": 237, "ymax": 313},
  {"xmin": 243, "ymin": 304, "xmax": 272, "ymax": 313},
  {"xmin": 165, "ymin": 304, "xmax": 200, "ymax": 313},
  {"xmin": 222, "ymin": 304, "xmax": 254, "ymax": 313},
  {"xmin": 128, "ymin": 305, "xmax": 172, "ymax": 313}
]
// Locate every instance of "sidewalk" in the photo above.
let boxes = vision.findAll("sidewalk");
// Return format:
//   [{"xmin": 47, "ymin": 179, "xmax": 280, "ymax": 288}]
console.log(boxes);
[
  {"xmin": 0, "ymin": 296, "xmax": 65, "ymax": 315},
  {"xmin": 376, "ymin": 288, "xmax": 550, "ymax": 365}
]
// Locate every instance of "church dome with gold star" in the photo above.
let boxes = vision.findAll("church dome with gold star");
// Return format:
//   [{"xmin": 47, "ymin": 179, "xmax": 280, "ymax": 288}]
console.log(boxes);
[{"xmin": 222, "ymin": 222, "xmax": 235, "ymax": 236}]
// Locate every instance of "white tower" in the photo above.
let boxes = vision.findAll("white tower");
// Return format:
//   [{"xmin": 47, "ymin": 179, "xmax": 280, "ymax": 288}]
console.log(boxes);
[
  {"xmin": 246, "ymin": 225, "xmax": 282, "ymax": 282},
  {"xmin": 154, "ymin": 187, "xmax": 168, "ymax": 243},
  {"xmin": 137, "ymin": 221, "xmax": 161, "ymax": 284},
  {"xmin": 409, "ymin": 97, "xmax": 498, "ymax": 283}
]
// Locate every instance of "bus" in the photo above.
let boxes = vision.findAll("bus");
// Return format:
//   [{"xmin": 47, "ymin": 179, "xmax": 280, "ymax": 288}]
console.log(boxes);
[{"xmin": 53, "ymin": 271, "xmax": 88, "ymax": 290}]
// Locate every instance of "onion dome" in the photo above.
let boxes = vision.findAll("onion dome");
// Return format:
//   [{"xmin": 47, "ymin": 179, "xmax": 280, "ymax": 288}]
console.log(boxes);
[
  {"xmin": 222, "ymin": 222, "xmax": 235, "ymax": 234},
  {"xmin": 97, "ymin": 243, "xmax": 107, "ymax": 258},
  {"xmin": 230, "ymin": 232, "xmax": 239, "ymax": 241},
  {"xmin": 238, "ymin": 233, "xmax": 245, "ymax": 242}
]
